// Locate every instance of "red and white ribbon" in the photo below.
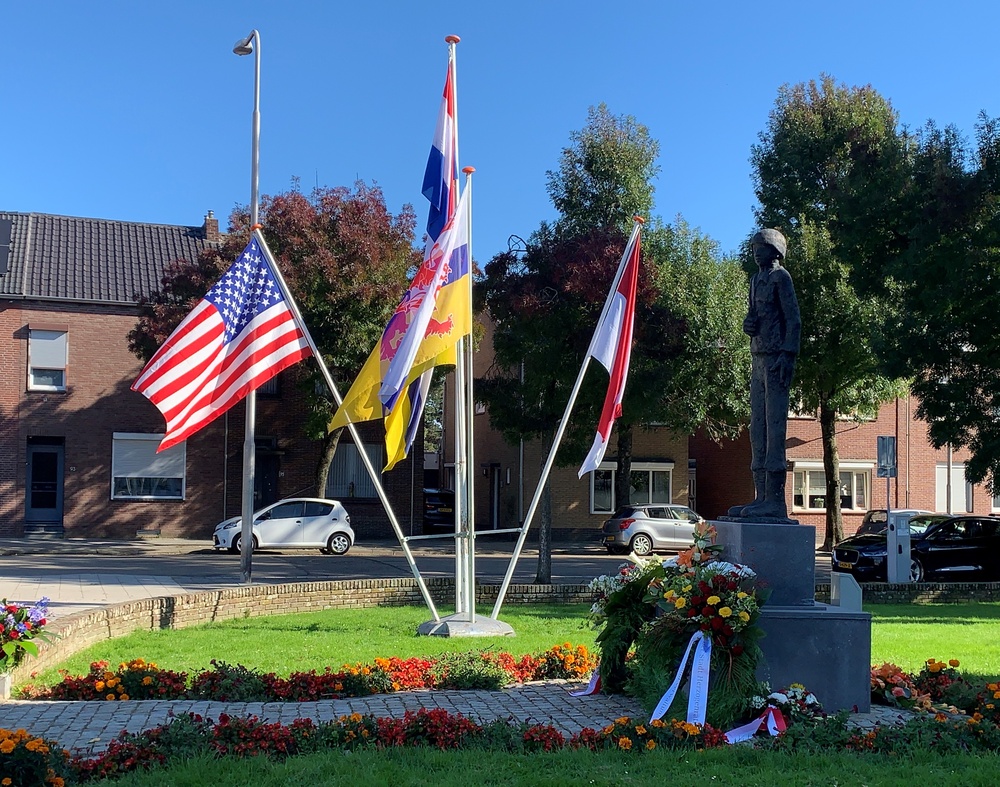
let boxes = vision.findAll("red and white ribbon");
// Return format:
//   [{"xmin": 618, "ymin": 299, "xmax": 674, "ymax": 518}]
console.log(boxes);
[
  {"xmin": 724, "ymin": 705, "xmax": 788, "ymax": 744},
  {"xmin": 569, "ymin": 671, "xmax": 602, "ymax": 696}
]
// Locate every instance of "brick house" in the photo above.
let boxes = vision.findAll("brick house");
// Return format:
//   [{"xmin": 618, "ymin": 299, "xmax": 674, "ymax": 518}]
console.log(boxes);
[
  {"xmin": 0, "ymin": 211, "xmax": 423, "ymax": 541},
  {"xmin": 691, "ymin": 396, "xmax": 995, "ymax": 541}
]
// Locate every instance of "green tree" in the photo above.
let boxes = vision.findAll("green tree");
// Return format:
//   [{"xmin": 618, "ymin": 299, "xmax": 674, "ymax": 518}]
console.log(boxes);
[
  {"xmin": 751, "ymin": 75, "xmax": 909, "ymax": 548},
  {"xmin": 881, "ymin": 116, "xmax": 1000, "ymax": 491},
  {"xmin": 479, "ymin": 105, "xmax": 747, "ymax": 581},
  {"xmin": 129, "ymin": 181, "xmax": 420, "ymax": 493}
]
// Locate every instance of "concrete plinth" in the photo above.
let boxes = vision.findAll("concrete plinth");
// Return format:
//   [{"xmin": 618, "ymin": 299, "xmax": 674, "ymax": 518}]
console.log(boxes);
[
  {"xmin": 417, "ymin": 613, "xmax": 515, "ymax": 638},
  {"xmin": 712, "ymin": 520, "xmax": 871, "ymax": 713}
]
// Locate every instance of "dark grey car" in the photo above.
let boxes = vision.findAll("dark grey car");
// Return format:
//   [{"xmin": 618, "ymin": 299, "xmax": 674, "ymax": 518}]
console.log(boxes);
[{"xmin": 601, "ymin": 504, "xmax": 704, "ymax": 555}]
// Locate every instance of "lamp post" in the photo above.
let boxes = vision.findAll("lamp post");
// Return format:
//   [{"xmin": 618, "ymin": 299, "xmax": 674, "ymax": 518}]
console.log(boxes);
[{"xmin": 233, "ymin": 29, "xmax": 261, "ymax": 584}]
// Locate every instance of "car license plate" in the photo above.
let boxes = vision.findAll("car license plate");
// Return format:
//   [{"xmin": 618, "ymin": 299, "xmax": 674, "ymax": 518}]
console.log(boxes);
[
  {"xmin": 439, "ymin": 507, "xmax": 452, "ymax": 513},
  {"xmin": 837, "ymin": 561, "xmax": 853, "ymax": 569},
  {"xmin": 604, "ymin": 536, "xmax": 616, "ymax": 543}
]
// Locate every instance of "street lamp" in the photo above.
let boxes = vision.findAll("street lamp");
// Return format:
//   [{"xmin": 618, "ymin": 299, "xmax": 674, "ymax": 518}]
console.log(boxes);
[{"xmin": 234, "ymin": 29, "xmax": 261, "ymax": 584}]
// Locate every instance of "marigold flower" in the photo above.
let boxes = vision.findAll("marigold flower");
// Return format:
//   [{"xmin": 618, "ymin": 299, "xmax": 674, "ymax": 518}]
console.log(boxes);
[
  {"xmin": 718, "ymin": 607, "xmax": 733, "ymax": 618},
  {"xmin": 949, "ymin": 659, "xmax": 960, "ymax": 668},
  {"xmin": 106, "ymin": 694, "xmax": 115, "ymax": 701},
  {"xmin": 707, "ymin": 595, "xmax": 721, "ymax": 605},
  {"xmin": 0, "ymin": 740, "xmax": 14, "ymax": 754},
  {"xmin": 95, "ymin": 681, "xmax": 105, "ymax": 691},
  {"xmin": 928, "ymin": 663, "xmax": 943, "ymax": 673},
  {"xmin": 645, "ymin": 739, "xmax": 656, "ymax": 750},
  {"xmin": 142, "ymin": 676, "xmax": 153, "ymax": 686},
  {"xmin": 617, "ymin": 736, "xmax": 632, "ymax": 750},
  {"xmin": 674, "ymin": 597, "xmax": 687, "ymax": 609},
  {"xmin": 738, "ymin": 611, "xmax": 750, "ymax": 622},
  {"xmin": 2, "ymin": 777, "xmax": 11, "ymax": 785}
]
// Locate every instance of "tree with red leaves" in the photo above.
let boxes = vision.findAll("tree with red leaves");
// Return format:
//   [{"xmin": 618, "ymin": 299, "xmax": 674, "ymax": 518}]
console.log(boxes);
[{"xmin": 129, "ymin": 180, "xmax": 420, "ymax": 493}]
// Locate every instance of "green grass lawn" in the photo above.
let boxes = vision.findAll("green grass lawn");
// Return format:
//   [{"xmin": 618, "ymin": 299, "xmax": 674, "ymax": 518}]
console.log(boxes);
[
  {"xmin": 26, "ymin": 603, "xmax": 597, "ymax": 686},
  {"xmin": 91, "ymin": 745, "xmax": 1000, "ymax": 787},
  {"xmin": 868, "ymin": 601, "xmax": 1000, "ymax": 680}
]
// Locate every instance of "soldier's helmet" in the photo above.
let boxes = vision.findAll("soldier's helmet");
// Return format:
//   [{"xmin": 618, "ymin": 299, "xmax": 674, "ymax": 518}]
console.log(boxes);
[{"xmin": 751, "ymin": 228, "xmax": 787, "ymax": 260}]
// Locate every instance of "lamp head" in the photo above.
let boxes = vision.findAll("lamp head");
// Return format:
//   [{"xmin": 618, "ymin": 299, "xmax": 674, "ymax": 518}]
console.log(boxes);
[{"xmin": 233, "ymin": 32, "xmax": 256, "ymax": 56}]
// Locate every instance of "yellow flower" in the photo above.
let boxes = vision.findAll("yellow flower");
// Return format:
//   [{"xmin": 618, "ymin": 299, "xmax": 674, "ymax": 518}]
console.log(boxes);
[
  {"xmin": 737, "ymin": 591, "xmax": 748, "ymax": 599},
  {"xmin": 650, "ymin": 719, "xmax": 665, "ymax": 728},
  {"xmin": 738, "ymin": 611, "xmax": 750, "ymax": 622},
  {"xmin": 664, "ymin": 589, "xmax": 676, "ymax": 599},
  {"xmin": 106, "ymin": 694, "xmax": 115, "ymax": 701},
  {"xmin": 682, "ymin": 584, "xmax": 692, "ymax": 593},
  {"xmin": 718, "ymin": 606, "xmax": 733, "ymax": 618},
  {"xmin": 674, "ymin": 597, "xmax": 687, "ymax": 609},
  {"xmin": 635, "ymin": 725, "xmax": 646, "ymax": 735},
  {"xmin": 120, "ymin": 693, "xmax": 129, "ymax": 701},
  {"xmin": 645, "ymin": 739, "xmax": 656, "ymax": 750},
  {"xmin": 142, "ymin": 676, "xmax": 153, "ymax": 686},
  {"xmin": 617, "ymin": 737, "xmax": 632, "ymax": 750},
  {"xmin": 707, "ymin": 595, "xmax": 721, "ymax": 605}
]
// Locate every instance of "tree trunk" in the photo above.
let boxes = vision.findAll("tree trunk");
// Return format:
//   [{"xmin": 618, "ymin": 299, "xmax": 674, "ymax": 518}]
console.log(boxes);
[
  {"xmin": 614, "ymin": 423, "xmax": 634, "ymax": 510},
  {"xmin": 535, "ymin": 431, "xmax": 554, "ymax": 584},
  {"xmin": 315, "ymin": 427, "xmax": 344, "ymax": 498},
  {"xmin": 819, "ymin": 400, "xmax": 843, "ymax": 551}
]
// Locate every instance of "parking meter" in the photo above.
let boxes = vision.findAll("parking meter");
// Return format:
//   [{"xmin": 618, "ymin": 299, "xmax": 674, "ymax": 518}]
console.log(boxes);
[{"xmin": 886, "ymin": 513, "xmax": 912, "ymax": 584}]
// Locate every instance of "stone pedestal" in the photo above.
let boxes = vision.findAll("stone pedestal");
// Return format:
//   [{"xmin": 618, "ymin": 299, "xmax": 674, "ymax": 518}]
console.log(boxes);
[
  {"xmin": 0, "ymin": 672, "xmax": 11, "ymax": 700},
  {"xmin": 417, "ymin": 613, "xmax": 515, "ymax": 638},
  {"xmin": 711, "ymin": 520, "xmax": 871, "ymax": 713}
]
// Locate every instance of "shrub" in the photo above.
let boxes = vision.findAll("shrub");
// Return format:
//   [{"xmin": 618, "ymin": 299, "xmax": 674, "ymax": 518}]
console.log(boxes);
[{"xmin": 0, "ymin": 727, "xmax": 70, "ymax": 787}]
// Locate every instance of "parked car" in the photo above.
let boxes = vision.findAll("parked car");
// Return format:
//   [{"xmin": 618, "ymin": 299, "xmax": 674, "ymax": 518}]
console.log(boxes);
[
  {"xmin": 832, "ymin": 514, "xmax": 1000, "ymax": 582},
  {"xmin": 601, "ymin": 504, "xmax": 704, "ymax": 555},
  {"xmin": 213, "ymin": 497, "xmax": 353, "ymax": 555},
  {"xmin": 422, "ymin": 488, "xmax": 456, "ymax": 534},
  {"xmin": 854, "ymin": 508, "xmax": 932, "ymax": 536}
]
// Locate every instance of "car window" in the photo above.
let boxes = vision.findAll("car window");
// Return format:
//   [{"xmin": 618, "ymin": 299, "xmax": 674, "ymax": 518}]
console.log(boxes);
[
  {"xmin": 303, "ymin": 502, "xmax": 333, "ymax": 517},
  {"xmin": 933, "ymin": 521, "xmax": 970, "ymax": 541},
  {"xmin": 907, "ymin": 515, "xmax": 949, "ymax": 535},
  {"xmin": 268, "ymin": 502, "xmax": 304, "ymax": 519},
  {"xmin": 613, "ymin": 507, "xmax": 639, "ymax": 519},
  {"xmin": 646, "ymin": 508, "xmax": 667, "ymax": 519},
  {"xmin": 982, "ymin": 519, "xmax": 1000, "ymax": 538}
]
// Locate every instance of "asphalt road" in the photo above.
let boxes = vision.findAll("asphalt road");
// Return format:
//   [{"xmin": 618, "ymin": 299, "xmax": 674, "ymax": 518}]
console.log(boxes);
[{"xmin": 2, "ymin": 539, "xmax": 834, "ymax": 587}]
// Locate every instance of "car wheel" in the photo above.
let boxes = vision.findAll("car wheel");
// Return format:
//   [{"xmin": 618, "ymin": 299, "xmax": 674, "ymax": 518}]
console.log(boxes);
[
  {"xmin": 327, "ymin": 533, "xmax": 351, "ymax": 555},
  {"xmin": 909, "ymin": 558, "xmax": 924, "ymax": 583},
  {"xmin": 630, "ymin": 533, "xmax": 654, "ymax": 556},
  {"xmin": 233, "ymin": 534, "xmax": 257, "ymax": 554}
]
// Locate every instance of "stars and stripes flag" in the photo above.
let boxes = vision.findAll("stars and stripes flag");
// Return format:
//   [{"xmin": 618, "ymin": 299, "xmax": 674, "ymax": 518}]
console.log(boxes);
[
  {"xmin": 578, "ymin": 222, "xmax": 642, "ymax": 477},
  {"xmin": 132, "ymin": 237, "xmax": 311, "ymax": 452}
]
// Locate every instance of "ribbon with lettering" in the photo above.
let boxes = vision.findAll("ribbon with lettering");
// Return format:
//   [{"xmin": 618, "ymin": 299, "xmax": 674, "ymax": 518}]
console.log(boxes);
[
  {"xmin": 723, "ymin": 706, "xmax": 788, "ymax": 744},
  {"xmin": 650, "ymin": 630, "xmax": 712, "ymax": 724},
  {"xmin": 569, "ymin": 670, "xmax": 602, "ymax": 697}
]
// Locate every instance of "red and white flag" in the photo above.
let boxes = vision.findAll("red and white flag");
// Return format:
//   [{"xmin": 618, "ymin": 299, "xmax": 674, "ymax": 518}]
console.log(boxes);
[
  {"xmin": 132, "ymin": 237, "xmax": 311, "ymax": 452},
  {"xmin": 578, "ymin": 223, "xmax": 641, "ymax": 477}
]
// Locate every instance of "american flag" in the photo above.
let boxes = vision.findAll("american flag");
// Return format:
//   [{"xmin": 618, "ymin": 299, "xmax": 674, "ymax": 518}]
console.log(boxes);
[{"xmin": 132, "ymin": 237, "xmax": 311, "ymax": 452}]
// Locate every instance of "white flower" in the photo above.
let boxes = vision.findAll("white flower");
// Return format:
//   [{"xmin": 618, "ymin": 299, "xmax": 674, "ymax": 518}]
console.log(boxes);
[{"xmin": 769, "ymin": 692, "xmax": 789, "ymax": 704}]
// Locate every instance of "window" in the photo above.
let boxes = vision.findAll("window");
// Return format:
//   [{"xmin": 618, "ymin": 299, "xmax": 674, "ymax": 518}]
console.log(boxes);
[
  {"xmin": 257, "ymin": 375, "xmax": 280, "ymax": 397},
  {"xmin": 589, "ymin": 462, "xmax": 675, "ymax": 514},
  {"xmin": 326, "ymin": 442, "xmax": 382, "ymax": 499},
  {"xmin": 792, "ymin": 463, "xmax": 871, "ymax": 512},
  {"xmin": 111, "ymin": 433, "xmax": 185, "ymax": 500},
  {"xmin": 936, "ymin": 463, "xmax": 973, "ymax": 513},
  {"xmin": 28, "ymin": 329, "xmax": 68, "ymax": 391}
]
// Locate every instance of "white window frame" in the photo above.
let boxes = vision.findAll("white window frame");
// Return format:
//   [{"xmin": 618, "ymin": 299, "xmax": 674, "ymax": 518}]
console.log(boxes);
[
  {"xmin": 936, "ymin": 463, "xmax": 973, "ymax": 514},
  {"xmin": 111, "ymin": 433, "xmax": 186, "ymax": 500},
  {"xmin": 28, "ymin": 329, "xmax": 68, "ymax": 391},
  {"xmin": 792, "ymin": 461, "xmax": 872, "ymax": 512},
  {"xmin": 589, "ymin": 461, "xmax": 675, "ymax": 514}
]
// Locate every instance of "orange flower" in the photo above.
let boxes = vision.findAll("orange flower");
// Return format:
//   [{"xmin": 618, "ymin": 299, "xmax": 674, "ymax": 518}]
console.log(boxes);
[
  {"xmin": 617, "ymin": 737, "xmax": 632, "ymax": 750},
  {"xmin": 949, "ymin": 659, "xmax": 960, "ymax": 668},
  {"xmin": 645, "ymin": 739, "xmax": 656, "ymax": 750}
]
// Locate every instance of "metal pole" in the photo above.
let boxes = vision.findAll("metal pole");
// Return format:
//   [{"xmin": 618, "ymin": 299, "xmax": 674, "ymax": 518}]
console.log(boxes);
[
  {"xmin": 234, "ymin": 29, "xmax": 261, "ymax": 585},
  {"xmin": 491, "ymin": 219, "xmax": 643, "ymax": 619},
  {"xmin": 462, "ymin": 166, "xmax": 476, "ymax": 622},
  {"xmin": 254, "ymin": 231, "xmax": 440, "ymax": 619}
]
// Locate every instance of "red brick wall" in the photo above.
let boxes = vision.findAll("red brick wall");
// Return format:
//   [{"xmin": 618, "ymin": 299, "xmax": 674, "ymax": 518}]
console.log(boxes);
[{"xmin": 0, "ymin": 301, "xmax": 421, "ymax": 541}]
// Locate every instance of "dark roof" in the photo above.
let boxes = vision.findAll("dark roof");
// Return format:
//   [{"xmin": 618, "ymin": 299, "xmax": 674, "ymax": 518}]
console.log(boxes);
[{"xmin": 0, "ymin": 211, "xmax": 221, "ymax": 303}]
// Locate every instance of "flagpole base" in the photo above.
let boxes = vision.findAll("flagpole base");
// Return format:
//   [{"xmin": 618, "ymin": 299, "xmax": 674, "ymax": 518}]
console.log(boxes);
[{"xmin": 417, "ymin": 613, "xmax": 515, "ymax": 638}]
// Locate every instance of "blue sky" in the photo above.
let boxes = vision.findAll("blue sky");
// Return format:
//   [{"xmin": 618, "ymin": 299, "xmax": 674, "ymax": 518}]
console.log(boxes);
[{"xmin": 3, "ymin": 2, "xmax": 999, "ymax": 260}]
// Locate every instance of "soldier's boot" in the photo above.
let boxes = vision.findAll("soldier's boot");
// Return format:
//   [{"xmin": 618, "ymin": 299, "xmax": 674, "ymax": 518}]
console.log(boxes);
[
  {"xmin": 741, "ymin": 470, "xmax": 788, "ymax": 520},
  {"xmin": 727, "ymin": 470, "xmax": 766, "ymax": 517}
]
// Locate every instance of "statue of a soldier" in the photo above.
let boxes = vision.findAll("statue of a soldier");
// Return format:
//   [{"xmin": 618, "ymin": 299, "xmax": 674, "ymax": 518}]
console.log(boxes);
[{"xmin": 727, "ymin": 228, "xmax": 801, "ymax": 522}]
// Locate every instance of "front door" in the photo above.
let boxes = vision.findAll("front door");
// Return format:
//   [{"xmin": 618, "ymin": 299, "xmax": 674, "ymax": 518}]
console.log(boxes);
[{"xmin": 25, "ymin": 439, "xmax": 65, "ymax": 526}]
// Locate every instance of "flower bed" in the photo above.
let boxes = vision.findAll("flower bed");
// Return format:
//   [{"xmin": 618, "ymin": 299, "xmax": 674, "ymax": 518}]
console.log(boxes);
[{"xmin": 17, "ymin": 644, "xmax": 598, "ymax": 702}]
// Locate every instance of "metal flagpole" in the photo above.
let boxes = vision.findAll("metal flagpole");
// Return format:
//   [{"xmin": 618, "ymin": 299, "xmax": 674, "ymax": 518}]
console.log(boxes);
[
  {"xmin": 461, "ymin": 166, "xmax": 476, "ymax": 623},
  {"xmin": 253, "ymin": 230, "xmax": 440, "ymax": 621},
  {"xmin": 490, "ymin": 218, "xmax": 643, "ymax": 619},
  {"xmin": 233, "ymin": 29, "xmax": 261, "ymax": 585}
]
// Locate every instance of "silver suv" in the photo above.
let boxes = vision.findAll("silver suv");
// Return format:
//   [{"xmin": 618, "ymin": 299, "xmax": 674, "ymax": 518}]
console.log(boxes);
[{"xmin": 601, "ymin": 504, "xmax": 704, "ymax": 555}]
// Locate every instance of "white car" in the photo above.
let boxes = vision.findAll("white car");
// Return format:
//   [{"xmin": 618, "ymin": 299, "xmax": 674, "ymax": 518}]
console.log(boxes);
[{"xmin": 213, "ymin": 497, "xmax": 353, "ymax": 555}]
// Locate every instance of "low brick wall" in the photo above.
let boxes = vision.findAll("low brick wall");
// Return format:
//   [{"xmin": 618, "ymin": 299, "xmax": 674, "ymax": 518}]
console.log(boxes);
[{"xmin": 11, "ymin": 578, "xmax": 594, "ymax": 683}]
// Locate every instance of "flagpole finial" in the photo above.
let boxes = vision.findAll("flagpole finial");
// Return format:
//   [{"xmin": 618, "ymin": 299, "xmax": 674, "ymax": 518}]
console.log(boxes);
[
  {"xmin": 633, "ymin": 215, "xmax": 645, "ymax": 225},
  {"xmin": 462, "ymin": 166, "xmax": 475, "ymax": 174},
  {"xmin": 445, "ymin": 34, "xmax": 461, "ymax": 44},
  {"xmin": 251, "ymin": 223, "xmax": 264, "ymax": 231}
]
